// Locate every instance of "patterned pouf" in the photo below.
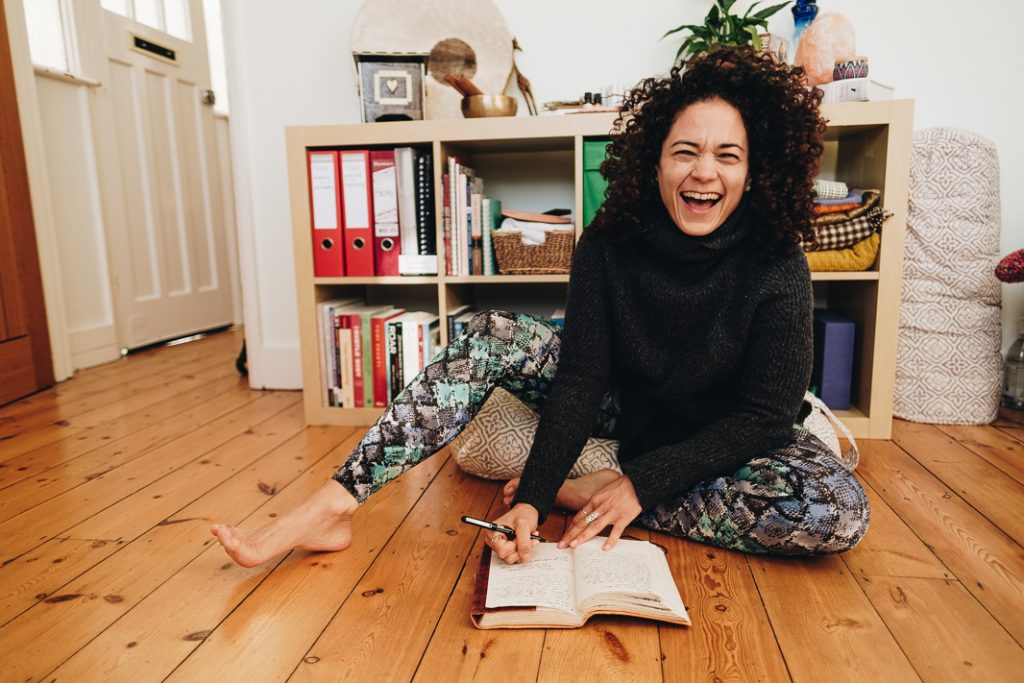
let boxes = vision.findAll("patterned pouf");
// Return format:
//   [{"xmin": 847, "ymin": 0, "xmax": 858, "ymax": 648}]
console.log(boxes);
[{"xmin": 894, "ymin": 128, "xmax": 1003, "ymax": 424}]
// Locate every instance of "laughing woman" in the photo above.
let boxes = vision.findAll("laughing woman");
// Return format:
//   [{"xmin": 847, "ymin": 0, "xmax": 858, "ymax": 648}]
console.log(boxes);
[{"xmin": 211, "ymin": 47, "xmax": 869, "ymax": 568}]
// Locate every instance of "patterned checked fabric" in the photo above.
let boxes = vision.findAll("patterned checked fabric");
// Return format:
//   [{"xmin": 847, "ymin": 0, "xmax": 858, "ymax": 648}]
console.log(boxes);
[
  {"xmin": 801, "ymin": 206, "xmax": 889, "ymax": 252},
  {"xmin": 814, "ymin": 178, "xmax": 848, "ymax": 199},
  {"xmin": 894, "ymin": 128, "xmax": 1002, "ymax": 424},
  {"xmin": 814, "ymin": 189, "xmax": 880, "ymax": 226},
  {"xmin": 334, "ymin": 309, "xmax": 870, "ymax": 556}
]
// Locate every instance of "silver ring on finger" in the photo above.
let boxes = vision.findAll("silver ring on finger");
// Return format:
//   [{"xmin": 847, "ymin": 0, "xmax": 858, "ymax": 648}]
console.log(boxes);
[
  {"xmin": 584, "ymin": 511, "xmax": 601, "ymax": 525},
  {"xmin": 491, "ymin": 533, "xmax": 503, "ymax": 545}
]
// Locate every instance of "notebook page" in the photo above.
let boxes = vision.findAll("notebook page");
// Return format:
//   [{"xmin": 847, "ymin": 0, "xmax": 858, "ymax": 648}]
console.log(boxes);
[{"xmin": 485, "ymin": 543, "xmax": 576, "ymax": 614}]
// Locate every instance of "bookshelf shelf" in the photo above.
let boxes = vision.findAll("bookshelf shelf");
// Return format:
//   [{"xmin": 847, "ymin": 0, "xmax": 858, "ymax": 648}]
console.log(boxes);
[
  {"xmin": 313, "ymin": 276, "xmax": 440, "ymax": 286},
  {"xmin": 288, "ymin": 100, "xmax": 913, "ymax": 439},
  {"xmin": 811, "ymin": 271, "xmax": 880, "ymax": 282},
  {"xmin": 444, "ymin": 275, "xmax": 571, "ymax": 285}
]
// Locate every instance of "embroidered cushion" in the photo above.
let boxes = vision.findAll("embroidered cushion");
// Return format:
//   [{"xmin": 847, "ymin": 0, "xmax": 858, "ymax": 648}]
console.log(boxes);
[
  {"xmin": 450, "ymin": 388, "xmax": 621, "ymax": 480},
  {"xmin": 894, "ymin": 128, "xmax": 1002, "ymax": 424}
]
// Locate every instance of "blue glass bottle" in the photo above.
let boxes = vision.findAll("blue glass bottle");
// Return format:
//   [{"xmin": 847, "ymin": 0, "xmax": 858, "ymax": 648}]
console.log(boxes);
[{"xmin": 791, "ymin": 0, "xmax": 819, "ymax": 55}]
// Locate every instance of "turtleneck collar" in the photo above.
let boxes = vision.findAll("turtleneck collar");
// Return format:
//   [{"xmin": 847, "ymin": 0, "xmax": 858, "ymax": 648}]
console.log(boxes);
[{"xmin": 639, "ymin": 200, "xmax": 751, "ymax": 263}]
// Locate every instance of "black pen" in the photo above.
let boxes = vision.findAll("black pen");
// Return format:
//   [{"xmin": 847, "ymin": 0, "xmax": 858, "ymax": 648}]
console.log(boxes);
[{"xmin": 460, "ymin": 515, "xmax": 549, "ymax": 542}]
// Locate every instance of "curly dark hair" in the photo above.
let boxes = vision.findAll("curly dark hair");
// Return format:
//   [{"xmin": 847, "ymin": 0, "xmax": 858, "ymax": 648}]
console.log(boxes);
[{"xmin": 591, "ymin": 46, "xmax": 826, "ymax": 258}]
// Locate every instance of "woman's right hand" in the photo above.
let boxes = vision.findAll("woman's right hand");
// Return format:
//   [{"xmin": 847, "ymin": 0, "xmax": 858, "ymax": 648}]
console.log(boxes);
[{"xmin": 487, "ymin": 502, "xmax": 539, "ymax": 564}]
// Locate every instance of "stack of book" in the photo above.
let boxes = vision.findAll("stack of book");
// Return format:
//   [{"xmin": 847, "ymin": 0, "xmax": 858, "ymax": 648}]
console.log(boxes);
[
  {"xmin": 443, "ymin": 158, "xmax": 502, "ymax": 276},
  {"xmin": 316, "ymin": 299, "xmax": 440, "ymax": 408},
  {"xmin": 307, "ymin": 147, "xmax": 436, "ymax": 278}
]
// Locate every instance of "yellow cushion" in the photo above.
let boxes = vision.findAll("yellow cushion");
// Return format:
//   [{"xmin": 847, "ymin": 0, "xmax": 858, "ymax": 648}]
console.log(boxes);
[{"xmin": 805, "ymin": 232, "xmax": 881, "ymax": 271}]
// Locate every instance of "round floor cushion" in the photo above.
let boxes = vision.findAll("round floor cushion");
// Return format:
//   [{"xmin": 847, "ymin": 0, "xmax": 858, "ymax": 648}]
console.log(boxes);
[
  {"xmin": 450, "ymin": 387, "xmax": 621, "ymax": 480},
  {"xmin": 894, "ymin": 128, "xmax": 1003, "ymax": 424}
]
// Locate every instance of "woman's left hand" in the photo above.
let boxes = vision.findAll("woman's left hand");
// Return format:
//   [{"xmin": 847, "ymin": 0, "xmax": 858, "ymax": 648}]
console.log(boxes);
[{"xmin": 558, "ymin": 475, "xmax": 643, "ymax": 551}]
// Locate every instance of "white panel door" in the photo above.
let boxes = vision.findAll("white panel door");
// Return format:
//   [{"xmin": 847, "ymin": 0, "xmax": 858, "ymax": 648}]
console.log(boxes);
[{"xmin": 102, "ymin": 0, "xmax": 232, "ymax": 348}]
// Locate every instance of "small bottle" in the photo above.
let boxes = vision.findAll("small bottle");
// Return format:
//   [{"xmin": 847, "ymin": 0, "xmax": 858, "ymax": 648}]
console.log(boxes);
[
  {"xmin": 1003, "ymin": 318, "xmax": 1024, "ymax": 410},
  {"xmin": 791, "ymin": 0, "xmax": 819, "ymax": 56}
]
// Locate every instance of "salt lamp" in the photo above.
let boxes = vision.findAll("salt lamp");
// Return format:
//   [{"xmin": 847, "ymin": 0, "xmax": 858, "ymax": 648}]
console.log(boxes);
[{"xmin": 793, "ymin": 12, "xmax": 856, "ymax": 86}]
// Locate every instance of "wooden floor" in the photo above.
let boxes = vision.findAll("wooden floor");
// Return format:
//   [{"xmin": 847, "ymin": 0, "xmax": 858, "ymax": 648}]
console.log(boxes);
[{"xmin": 1, "ymin": 327, "xmax": 1023, "ymax": 682}]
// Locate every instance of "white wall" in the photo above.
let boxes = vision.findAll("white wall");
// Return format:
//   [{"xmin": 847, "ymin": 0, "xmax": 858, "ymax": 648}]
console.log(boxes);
[{"xmin": 224, "ymin": 0, "xmax": 1024, "ymax": 389}]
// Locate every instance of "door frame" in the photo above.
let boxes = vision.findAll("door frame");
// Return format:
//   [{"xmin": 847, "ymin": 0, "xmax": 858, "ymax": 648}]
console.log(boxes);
[
  {"xmin": 2, "ymin": 0, "xmax": 73, "ymax": 381},
  {"xmin": 0, "ymin": 0, "xmax": 55, "ymax": 397}
]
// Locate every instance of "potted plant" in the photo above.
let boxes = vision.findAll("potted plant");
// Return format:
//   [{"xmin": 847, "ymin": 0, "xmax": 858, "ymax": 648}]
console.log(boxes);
[{"xmin": 663, "ymin": 0, "xmax": 792, "ymax": 63}]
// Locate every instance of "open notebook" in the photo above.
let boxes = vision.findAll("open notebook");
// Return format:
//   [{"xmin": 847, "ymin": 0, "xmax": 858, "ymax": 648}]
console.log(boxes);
[{"xmin": 471, "ymin": 537, "xmax": 690, "ymax": 629}]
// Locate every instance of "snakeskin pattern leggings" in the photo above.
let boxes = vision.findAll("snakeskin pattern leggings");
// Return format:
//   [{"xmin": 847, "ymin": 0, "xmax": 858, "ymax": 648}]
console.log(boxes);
[{"xmin": 334, "ymin": 310, "xmax": 870, "ymax": 555}]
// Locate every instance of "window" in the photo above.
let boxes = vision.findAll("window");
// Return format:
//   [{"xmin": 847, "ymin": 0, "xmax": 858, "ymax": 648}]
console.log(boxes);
[
  {"xmin": 102, "ymin": 0, "xmax": 192, "ymax": 40},
  {"xmin": 163, "ymin": 0, "xmax": 189, "ymax": 40},
  {"xmin": 22, "ymin": 0, "xmax": 69, "ymax": 71},
  {"xmin": 100, "ymin": 0, "xmax": 130, "ymax": 16},
  {"xmin": 203, "ymin": 0, "xmax": 227, "ymax": 113}
]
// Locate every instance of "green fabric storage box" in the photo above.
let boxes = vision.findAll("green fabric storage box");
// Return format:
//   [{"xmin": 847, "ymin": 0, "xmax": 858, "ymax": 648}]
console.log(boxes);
[{"xmin": 583, "ymin": 139, "xmax": 611, "ymax": 228}]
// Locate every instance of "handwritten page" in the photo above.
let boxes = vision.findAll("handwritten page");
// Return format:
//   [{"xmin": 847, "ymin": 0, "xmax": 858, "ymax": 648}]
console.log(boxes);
[
  {"xmin": 485, "ymin": 544, "xmax": 576, "ymax": 614},
  {"xmin": 574, "ymin": 539, "xmax": 653, "ymax": 597},
  {"xmin": 573, "ymin": 538, "xmax": 688, "ymax": 619}
]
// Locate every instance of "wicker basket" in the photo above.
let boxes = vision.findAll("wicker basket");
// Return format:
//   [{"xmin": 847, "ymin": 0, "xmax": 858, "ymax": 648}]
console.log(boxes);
[{"xmin": 492, "ymin": 230, "xmax": 574, "ymax": 275}]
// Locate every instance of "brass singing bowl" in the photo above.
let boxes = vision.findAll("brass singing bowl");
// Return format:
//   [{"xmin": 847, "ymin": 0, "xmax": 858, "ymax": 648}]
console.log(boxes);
[{"xmin": 461, "ymin": 94, "xmax": 518, "ymax": 118}]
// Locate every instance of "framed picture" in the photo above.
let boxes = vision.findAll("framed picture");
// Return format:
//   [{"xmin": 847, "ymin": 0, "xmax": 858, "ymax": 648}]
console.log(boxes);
[{"xmin": 355, "ymin": 55, "xmax": 426, "ymax": 122}]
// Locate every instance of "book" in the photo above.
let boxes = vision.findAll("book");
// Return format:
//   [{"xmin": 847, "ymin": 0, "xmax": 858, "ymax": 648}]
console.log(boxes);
[
  {"xmin": 811, "ymin": 308, "xmax": 855, "ymax": 410},
  {"xmin": 386, "ymin": 317, "xmax": 404, "ymax": 402},
  {"xmin": 394, "ymin": 147, "xmax": 418, "ymax": 259},
  {"xmin": 316, "ymin": 298, "xmax": 358, "ymax": 406},
  {"xmin": 338, "ymin": 305, "xmax": 393, "ymax": 407},
  {"xmin": 371, "ymin": 308, "xmax": 405, "ymax": 407},
  {"xmin": 369, "ymin": 150, "xmax": 400, "ymax": 276},
  {"xmin": 338, "ymin": 150, "xmax": 374, "ymax": 276},
  {"xmin": 446, "ymin": 304, "xmax": 472, "ymax": 340},
  {"xmin": 471, "ymin": 538, "xmax": 689, "ymax": 629},
  {"xmin": 470, "ymin": 187, "xmax": 483, "ymax": 275},
  {"xmin": 481, "ymin": 197, "xmax": 501, "ymax": 276},
  {"xmin": 441, "ymin": 171, "xmax": 452, "ymax": 275},
  {"xmin": 452, "ymin": 310, "xmax": 475, "ymax": 339},
  {"xmin": 499, "ymin": 209, "xmax": 572, "ymax": 225},
  {"xmin": 307, "ymin": 151, "xmax": 344, "ymax": 277},
  {"xmin": 414, "ymin": 150, "xmax": 436, "ymax": 256}
]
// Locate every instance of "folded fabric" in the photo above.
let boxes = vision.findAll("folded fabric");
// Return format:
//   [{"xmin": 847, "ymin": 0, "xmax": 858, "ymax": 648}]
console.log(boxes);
[
  {"xmin": 814, "ymin": 179, "xmax": 849, "ymax": 200},
  {"xmin": 805, "ymin": 232, "xmax": 881, "ymax": 271},
  {"xmin": 802, "ymin": 206, "xmax": 890, "ymax": 252},
  {"xmin": 814, "ymin": 190, "xmax": 863, "ymax": 206},
  {"xmin": 813, "ymin": 202, "xmax": 860, "ymax": 215},
  {"xmin": 814, "ymin": 190, "xmax": 881, "ymax": 226}
]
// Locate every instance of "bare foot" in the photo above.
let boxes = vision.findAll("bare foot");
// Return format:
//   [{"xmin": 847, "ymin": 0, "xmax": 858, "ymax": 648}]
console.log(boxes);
[
  {"xmin": 554, "ymin": 469, "xmax": 621, "ymax": 510},
  {"xmin": 210, "ymin": 481, "xmax": 358, "ymax": 567}
]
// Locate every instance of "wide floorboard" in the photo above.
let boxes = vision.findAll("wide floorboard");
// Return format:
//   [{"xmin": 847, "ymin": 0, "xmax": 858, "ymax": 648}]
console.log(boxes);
[{"xmin": 1, "ymin": 327, "xmax": 1022, "ymax": 682}]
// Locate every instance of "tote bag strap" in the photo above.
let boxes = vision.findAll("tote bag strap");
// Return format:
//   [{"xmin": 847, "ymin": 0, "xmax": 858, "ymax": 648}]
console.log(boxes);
[{"xmin": 804, "ymin": 391, "xmax": 860, "ymax": 470}]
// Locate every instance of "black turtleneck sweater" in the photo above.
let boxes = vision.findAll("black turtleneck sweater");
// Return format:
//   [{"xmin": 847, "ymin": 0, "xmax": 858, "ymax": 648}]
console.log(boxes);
[{"xmin": 512, "ymin": 204, "xmax": 813, "ymax": 520}]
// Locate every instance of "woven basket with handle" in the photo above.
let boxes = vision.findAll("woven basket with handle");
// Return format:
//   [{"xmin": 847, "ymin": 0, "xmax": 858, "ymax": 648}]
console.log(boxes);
[{"xmin": 492, "ymin": 230, "xmax": 574, "ymax": 275}]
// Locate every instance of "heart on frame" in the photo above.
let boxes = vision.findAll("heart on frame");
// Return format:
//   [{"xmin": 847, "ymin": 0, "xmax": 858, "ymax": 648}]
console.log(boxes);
[{"xmin": 385, "ymin": 79, "xmax": 399, "ymax": 93}]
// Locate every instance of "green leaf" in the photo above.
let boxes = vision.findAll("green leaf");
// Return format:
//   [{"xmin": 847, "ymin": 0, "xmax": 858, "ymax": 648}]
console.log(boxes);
[
  {"xmin": 753, "ymin": 1, "xmax": 793, "ymax": 21},
  {"xmin": 744, "ymin": 1, "xmax": 763, "ymax": 19},
  {"xmin": 746, "ymin": 25, "xmax": 762, "ymax": 46},
  {"xmin": 709, "ymin": 5, "xmax": 724, "ymax": 30},
  {"xmin": 661, "ymin": 23, "xmax": 706, "ymax": 39},
  {"xmin": 721, "ymin": 0, "xmax": 738, "ymax": 13}
]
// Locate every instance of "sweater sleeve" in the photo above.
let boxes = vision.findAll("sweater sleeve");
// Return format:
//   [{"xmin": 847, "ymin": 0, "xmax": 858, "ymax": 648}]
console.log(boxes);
[
  {"xmin": 620, "ymin": 256, "xmax": 814, "ymax": 510},
  {"xmin": 512, "ymin": 231, "xmax": 612, "ymax": 522}
]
